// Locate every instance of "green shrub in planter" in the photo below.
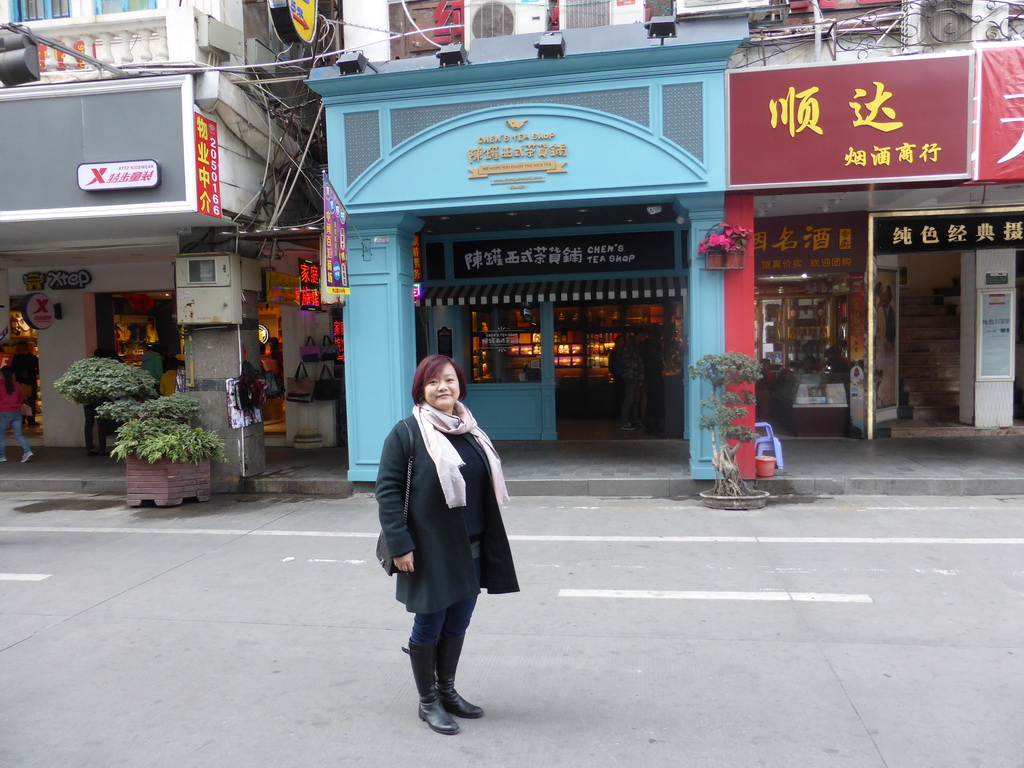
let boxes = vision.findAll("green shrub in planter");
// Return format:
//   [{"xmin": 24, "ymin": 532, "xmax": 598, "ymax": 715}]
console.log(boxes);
[
  {"xmin": 53, "ymin": 357, "xmax": 157, "ymax": 405},
  {"xmin": 97, "ymin": 394, "xmax": 225, "ymax": 465}
]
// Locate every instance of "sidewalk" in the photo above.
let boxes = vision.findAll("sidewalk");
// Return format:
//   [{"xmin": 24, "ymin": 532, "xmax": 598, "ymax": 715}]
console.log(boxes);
[{"xmin": 5, "ymin": 435, "xmax": 1024, "ymax": 497}]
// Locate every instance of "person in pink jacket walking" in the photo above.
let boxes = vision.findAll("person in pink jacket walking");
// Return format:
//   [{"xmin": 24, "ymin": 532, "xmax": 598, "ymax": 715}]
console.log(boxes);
[{"xmin": 0, "ymin": 365, "xmax": 34, "ymax": 463}]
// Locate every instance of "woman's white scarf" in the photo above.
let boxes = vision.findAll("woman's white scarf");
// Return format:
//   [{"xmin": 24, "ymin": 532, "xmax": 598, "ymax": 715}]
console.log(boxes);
[{"xmin": 413, "ymin": 401, "xmax": 510, "ymax": 509}]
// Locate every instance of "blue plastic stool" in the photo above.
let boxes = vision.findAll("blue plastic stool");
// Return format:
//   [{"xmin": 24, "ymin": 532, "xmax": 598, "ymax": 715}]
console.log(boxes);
[{"xmin": 754, "ymin": 422, "xmax": 783, "ymax": 469}]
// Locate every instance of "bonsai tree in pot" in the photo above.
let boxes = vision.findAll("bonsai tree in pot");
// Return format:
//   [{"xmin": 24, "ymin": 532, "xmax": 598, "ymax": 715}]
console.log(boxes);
[
  {"xmin": 98, "ymin": 394, "xmax": 225, "ymax": 507},
  {"xmin": 689, "ymin": 352, "xmax": 766, "ymax": 507}
]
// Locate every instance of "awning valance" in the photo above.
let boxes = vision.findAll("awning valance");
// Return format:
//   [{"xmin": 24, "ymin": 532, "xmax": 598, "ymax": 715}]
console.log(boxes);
[{"xmin": 419, "ymin": 277, "xmax": 686, "ymax": 307}]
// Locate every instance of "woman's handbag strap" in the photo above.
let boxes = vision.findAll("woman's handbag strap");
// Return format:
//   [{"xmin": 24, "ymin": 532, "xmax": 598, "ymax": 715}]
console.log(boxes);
[{"xmin": 399, "ymin": 420, "xmax": 415, "ymax": 523}]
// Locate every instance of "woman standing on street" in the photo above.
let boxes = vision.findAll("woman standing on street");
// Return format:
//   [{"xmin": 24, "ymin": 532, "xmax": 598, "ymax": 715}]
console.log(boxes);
[
  {"xmin": 0, "ymin": 366, "xmax": 34, "ymax": 463},
  {"xmin": 376, "ymin": 354, "xmax": 519, "ymax": 735}
]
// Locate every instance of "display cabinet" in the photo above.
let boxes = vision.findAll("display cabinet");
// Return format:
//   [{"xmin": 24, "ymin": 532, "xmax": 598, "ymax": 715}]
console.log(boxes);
[{"xmin": 757, "ymin": 290, "xmax": 849, "ymax": 370}]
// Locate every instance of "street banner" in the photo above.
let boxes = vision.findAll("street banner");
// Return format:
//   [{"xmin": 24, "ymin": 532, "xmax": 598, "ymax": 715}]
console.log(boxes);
[
  {"xmin": 975, "ymin": 44, "xmax": 1024, "ymax": 182},
  {"xmin": 322, "ymin": 171, "xmax": 350, "ymax": 299}
]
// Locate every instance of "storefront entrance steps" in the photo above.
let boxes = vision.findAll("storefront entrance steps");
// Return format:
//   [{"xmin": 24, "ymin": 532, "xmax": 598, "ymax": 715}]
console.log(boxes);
[{"xmin": 5, "ymin": 437, "xmax": 1024, "ymax": 498}]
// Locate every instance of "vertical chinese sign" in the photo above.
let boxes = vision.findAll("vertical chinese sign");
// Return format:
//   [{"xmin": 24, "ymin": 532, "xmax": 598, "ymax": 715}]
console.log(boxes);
[
  {"xmin": 322, "ymin": 172, "xmax": 349, "ymax": 298},
  {"xmin": 194, "ymin": 112, "xmax": 222, "ymax": 218},
  {"xmin": 975, "ymin": 44, "xmax": 1024, "ymax": 182},
  {"xmin": 728, "ymin": 55, "xmax": 972, "ymax": 187},
  {"xmin": 299, "ymin": 259, "xmax": 321, "ymax": 310}
]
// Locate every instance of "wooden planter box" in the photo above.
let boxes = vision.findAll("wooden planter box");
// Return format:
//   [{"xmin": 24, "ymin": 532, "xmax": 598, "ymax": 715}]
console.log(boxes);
[{"xmin": 126, "ymin": 457, "xmax": 212, "ymax": 508}]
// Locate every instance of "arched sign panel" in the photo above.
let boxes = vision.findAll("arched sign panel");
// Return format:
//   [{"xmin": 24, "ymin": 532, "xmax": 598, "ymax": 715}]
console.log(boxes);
[{"xmin": 346, "ymin": 105, "xmax": 710, "ymax": 212}]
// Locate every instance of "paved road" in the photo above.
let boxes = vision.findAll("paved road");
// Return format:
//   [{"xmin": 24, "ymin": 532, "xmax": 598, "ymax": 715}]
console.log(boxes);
[{"xmin": 2, "ymin": 492, "xmax": 1023, "ymax": 767}]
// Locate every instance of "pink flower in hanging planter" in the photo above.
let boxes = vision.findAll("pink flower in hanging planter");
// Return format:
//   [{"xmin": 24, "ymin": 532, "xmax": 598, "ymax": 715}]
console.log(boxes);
[{"xmin": 698, "ymin": 222, "xmax": 752, "ymax": 254}]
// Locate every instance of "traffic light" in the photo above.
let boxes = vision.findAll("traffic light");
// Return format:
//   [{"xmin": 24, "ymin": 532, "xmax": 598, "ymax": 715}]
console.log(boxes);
[{"xmin": 0, "ymin": 32, "xmax": 41, "ymax": 87}]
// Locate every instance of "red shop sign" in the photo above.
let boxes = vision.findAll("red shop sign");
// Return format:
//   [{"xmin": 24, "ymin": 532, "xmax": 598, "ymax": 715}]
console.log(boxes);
[
  {"xmin": 975, "ymin": 44, "xmax": 1024, "ymax": 182},
  {"xmin": 728, "ymin": 54, "xmax": 972, "ymax": 188}
]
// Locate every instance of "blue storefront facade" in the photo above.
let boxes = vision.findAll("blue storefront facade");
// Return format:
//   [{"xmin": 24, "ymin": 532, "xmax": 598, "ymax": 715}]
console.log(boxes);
[{"xmin": 307, "ymin": 21, "xmax": 748, "ymax": 482}]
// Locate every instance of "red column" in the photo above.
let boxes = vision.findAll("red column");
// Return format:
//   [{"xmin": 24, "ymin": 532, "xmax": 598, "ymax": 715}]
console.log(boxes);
[{"xmin": 723, "ymin": 195, "xmax": 756, "ymax": 480}]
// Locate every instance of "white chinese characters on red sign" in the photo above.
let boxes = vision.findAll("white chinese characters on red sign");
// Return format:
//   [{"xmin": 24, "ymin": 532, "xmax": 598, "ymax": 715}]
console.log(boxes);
[
  {"xmin": 77, "ymin": 160, "xmax": 160, "ymax": 191},
  {"xmin": 976, "ymin": 45, "xmax": 1024, "ymax": 182}
]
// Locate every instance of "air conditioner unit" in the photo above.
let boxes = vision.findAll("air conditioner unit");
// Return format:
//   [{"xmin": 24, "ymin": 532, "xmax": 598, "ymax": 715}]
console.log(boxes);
[
  {"xmin": 675, "ymin": 0, "xmax": 771, "ymax": 17},
  {"xmin": 901, "ymin": 0, "xmax": 992, "ymax": 48},
  {"xmin": 465, "ymin": 0, "xmax": 549, "ymax": 47},
  {"xmin": 557, "ymin": 0, "xmax": 645, "ymax": 29}
]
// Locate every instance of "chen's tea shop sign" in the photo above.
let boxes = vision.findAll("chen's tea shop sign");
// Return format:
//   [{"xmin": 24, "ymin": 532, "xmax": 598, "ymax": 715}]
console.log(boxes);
[{"xmin": 466, "ymin": 118, "xmax": 568, "ymax": 189}]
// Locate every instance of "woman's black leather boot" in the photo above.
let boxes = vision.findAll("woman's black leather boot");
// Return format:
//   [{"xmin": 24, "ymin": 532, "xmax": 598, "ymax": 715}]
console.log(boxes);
[
  {"xmin": 436, "ymin": 634, "xmax": 484, "ymax": 719},
  {"xmin": 408, "ymin": 642, "xmax": 460, "ymax": 735}
]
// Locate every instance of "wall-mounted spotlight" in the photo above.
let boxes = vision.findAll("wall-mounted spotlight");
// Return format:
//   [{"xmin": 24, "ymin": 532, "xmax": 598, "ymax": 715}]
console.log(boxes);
[
  {"xmin": 336, "ymin": 51, "xmax": 376, "ymax": 75},
  {"xmin": 436, "ymin": 43, "xmax": 468, "ymax": 67},
  {"xmin": 534, "ymin": 31, "xmax": 565, "ymax": 59},
  {"xmin": 644, "ymin": 16, "xmax": 678, "ymax": 44}
]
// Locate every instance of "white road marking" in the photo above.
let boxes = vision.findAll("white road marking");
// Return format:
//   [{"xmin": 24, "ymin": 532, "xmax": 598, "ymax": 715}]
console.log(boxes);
[
  {"xmin": 560, "ymin": 589, "xmax": 873, "ymax": 603},
  {"xmin": 1, "ymin": 527, "xmax": 1023, "ymax": 546},
  {"xmin": 0, "ymin": 573, "xmax": 51, "ymax": 581}
]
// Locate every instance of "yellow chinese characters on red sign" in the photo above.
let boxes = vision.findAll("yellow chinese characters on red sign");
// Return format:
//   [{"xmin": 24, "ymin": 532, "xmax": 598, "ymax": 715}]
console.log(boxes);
[
  {"xmin": 754, "ymin": 212, "xmax": 867, "ymax": 276},
  {"xmin": 194, "ymin": 112, "xmax": 222, "ymax": 218},
  {"xmin": 729, "ymin": 56, "xmax": 971, "ymax": 187}
]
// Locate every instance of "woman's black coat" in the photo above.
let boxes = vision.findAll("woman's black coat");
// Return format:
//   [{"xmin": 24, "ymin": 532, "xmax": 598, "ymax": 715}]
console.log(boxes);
[{"xmin": 376, "ymin": 416, "xmax": 519, "ymax": 615}]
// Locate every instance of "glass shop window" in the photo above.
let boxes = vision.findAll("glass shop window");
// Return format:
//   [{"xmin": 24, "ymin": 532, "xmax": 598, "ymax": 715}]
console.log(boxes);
[{"xmin": 468, "ymin": 307, "xmax": 541, "ymax": 384}]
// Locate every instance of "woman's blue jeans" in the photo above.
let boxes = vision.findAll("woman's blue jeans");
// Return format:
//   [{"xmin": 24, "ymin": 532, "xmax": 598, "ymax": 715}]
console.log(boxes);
[
  {"xmin": 410, "ymin": 557, "xmax": 481, "ymax": 646},
  {"xmin": 0, "ymin": 410, "xmax": 32, "ymax": 459}
]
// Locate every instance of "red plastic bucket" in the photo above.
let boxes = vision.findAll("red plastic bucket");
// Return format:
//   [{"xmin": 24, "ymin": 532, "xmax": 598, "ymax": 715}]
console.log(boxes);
[{"xmin": 755, "ymin": 456, "xmax": 776, "ymax": 478}]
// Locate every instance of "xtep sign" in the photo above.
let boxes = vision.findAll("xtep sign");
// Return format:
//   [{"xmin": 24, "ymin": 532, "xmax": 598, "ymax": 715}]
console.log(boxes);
[
  {"xmin": 23, "ymin": 293, "xmax": 56, "ymax": 330},
  {"xmin": 77, "ymin": 160, "xmax": 160, "ymax": 191}
]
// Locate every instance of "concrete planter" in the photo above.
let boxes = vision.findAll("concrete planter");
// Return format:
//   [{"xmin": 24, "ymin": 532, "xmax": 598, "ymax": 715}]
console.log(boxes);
[{"xmin": 125, "ymin": 457, "xmax": 211, "ymax": 508}]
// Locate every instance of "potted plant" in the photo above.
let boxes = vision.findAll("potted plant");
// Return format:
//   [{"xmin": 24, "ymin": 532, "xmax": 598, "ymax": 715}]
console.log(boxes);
[
  {"xmin": 53, "ymin": 356, "xmax": 157, "ymax": 406},
  {"xmin": 698, "ymin": 222, "xmax": 751, "ymax": 270},
  {"xmin": 689, "ymin": 352, "xmax": 769, "ymax": 509},
  {"xmin": 98, "ymin": 395, "xmax": 225, "ymax": 508}
]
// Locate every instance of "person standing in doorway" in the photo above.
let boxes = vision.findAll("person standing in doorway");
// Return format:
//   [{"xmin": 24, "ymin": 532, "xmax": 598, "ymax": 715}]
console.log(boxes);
[
  {"xmin": 0, "ymin": 365, "xmax": 34, "ymax": 463},
  {"xmin": 376, "ymin": 354, "xmax": 519, "ymax": 736},
  {"xmin": 140, "ymin": 343, "xmax": 165, "ymax": 385},
  {"xmin": 619, "ymin": 333, "xmax": 644, "ymax": 430},
  {"xmin": 84, "ymin": 349, "xmax": 119, "ymax": 456},
  {"xmin": 11, "ymin": 341, "xmax": 39, "ymax": 426}
]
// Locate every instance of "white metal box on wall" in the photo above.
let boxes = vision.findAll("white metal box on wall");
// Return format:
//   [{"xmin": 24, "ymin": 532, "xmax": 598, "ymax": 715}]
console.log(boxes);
[
  {"xmin": 465, "ymin": 0, "xmax": 549, "ymax": 46},
  {"xmin": 557, "ymin": 0, "xmax": 644, "ymax": 29},
  {"xmin": 175, "ymin": 253, "xmax": 259, "ymax": 325}
]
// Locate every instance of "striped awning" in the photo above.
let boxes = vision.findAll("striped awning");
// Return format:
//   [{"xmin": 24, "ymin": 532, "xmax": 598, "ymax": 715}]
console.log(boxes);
[{"xmin": 419, "ymin": 277, "xmax": 686, "ymax": 307}]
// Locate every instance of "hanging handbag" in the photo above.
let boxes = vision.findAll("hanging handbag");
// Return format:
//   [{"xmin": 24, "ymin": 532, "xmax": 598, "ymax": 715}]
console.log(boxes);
[
  {"xmin": 285, "ymin": 363, "xmax": 315, "ymax": 403},
  {"xmin": 319, "ymin": 334, "xmax": 339, "ymax": 361},
  {"xmin": 313, "ymin": 365, "xmax": 339, "ymax": 401},
  {"xmin": 300, "ymin": 336, "xmax": 320, "ymax": 363},
  {"xmin": 262, "ymin": 369, "xmax": 283, "ymax": 399},
  {"xmin": 376, "ymin": 421, "xmax": 414, "ymax": 576}
]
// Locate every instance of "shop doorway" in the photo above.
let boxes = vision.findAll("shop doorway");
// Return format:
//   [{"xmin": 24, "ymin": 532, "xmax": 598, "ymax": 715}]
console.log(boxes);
[
  {"xmin": 552, "ymin": 300, "xmax": 685, "ymax": 438},
  {"xmin": 258, "ymin": 305, "xmax": 285, "ymax": 441},
  {"xmin": 755, "ymin": 275, "xmax": 856, "ymax": 438}
]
